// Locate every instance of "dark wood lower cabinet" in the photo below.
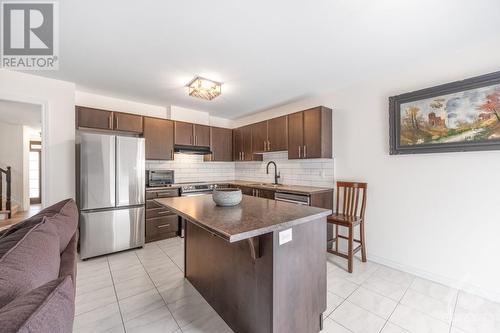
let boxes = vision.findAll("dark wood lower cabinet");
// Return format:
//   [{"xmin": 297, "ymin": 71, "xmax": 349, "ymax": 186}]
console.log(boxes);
[
  {"xmin": 185, "ymin": 218, "xmax": 326, "ymax": 333},
  {"xmin": 145, "ymin": 188, "xmax": 179, "ymax": 242}
]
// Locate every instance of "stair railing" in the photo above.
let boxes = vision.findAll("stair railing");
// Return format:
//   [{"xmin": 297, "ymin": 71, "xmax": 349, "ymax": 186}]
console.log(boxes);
[{"xmin": 0, "ymin": 166, "xmax": 12, "ymax": 218}]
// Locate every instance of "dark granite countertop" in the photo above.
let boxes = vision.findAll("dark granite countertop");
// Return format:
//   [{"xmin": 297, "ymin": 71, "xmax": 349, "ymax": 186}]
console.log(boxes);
[
  {"xmin": 155, "ymin": 194, "xmax": 332, "ymax": 242},
  {"xmin": 146, "ymin": 180, "xmax": 333, "ymax": 195}
]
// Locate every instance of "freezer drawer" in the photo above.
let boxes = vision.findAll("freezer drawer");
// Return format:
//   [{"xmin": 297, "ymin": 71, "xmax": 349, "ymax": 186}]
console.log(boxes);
[{"xmin": 79, "ymin": 206, "xmax": 145, "ymax": 259}]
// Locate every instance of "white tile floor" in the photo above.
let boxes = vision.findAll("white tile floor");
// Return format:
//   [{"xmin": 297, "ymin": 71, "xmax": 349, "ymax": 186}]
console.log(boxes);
[{"xmin": 74, "ymin": 238, "xmax": 500, "ymax": 333}]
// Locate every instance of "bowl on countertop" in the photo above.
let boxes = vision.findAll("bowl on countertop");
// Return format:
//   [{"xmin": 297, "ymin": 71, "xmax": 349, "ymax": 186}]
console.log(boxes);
[{"xmin": 212, "ymin": 188, "xmax": 242, "ymax": 207}]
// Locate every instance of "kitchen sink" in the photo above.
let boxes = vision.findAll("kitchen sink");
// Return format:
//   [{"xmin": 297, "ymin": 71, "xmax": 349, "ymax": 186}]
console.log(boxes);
[{"xmin": 248, "ymin": 183, "xmax": 284, "ymax": 188}]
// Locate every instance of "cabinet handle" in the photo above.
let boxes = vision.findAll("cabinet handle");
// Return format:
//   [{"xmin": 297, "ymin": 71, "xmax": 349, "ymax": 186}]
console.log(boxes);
[
  {"xmin": 157, "ymin": 224, "xmax": 170, "ymax": 228},
  {"xmin": 267, "ymin": 140, "xmax": 271, "ymax": 151},
  {"xmin": 242, "ymin": 152, "xmax": 245, "ymax": 160},
  {"xmin": 298, "ymin": 145, "xmax": 301, "ymax": 158},
  {"xmin": 157, "ymin": 211, "xmax": 170, "ymax": 215},
  {"xmin": 264, "ymin": 141, "xmax": 266, "ymax": 151},
  {"xmin": 171, "ymin": 149, "xmax": 174, "ymax": 159},
  {"xmin": 109, "ymin": 114, "xmax": 113, "ymax": 129},
  {"xmin": 303, "ymin": 145, "xmax": 307, "ymax": 158},
  {"xmin": 195, "ymin": 136, "xmax": 197, "ymax": 145},
  {"xmin": 252, "ymin": 189, "xmax": 255, "ymax": 196}
]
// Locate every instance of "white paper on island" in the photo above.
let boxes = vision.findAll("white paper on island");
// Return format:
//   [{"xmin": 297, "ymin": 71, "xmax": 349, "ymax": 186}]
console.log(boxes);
[{"xmin": 279, "ymin": 228, "xmax": 293, "ymax": 245}]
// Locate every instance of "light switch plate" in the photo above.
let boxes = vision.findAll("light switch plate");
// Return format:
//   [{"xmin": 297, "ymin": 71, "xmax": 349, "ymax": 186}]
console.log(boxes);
[{"xmin": 279, "ymin": 228, "xmax": 292, "ymax": 245}]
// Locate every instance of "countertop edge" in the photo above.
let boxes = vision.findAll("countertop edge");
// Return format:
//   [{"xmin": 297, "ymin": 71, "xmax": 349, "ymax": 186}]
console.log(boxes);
[
  {"xmin": 154, "ymin": 198, "xmax": 332, "ymax": 243},
  {"xmin": 228, "ymin": 210, "xmax": 332, "ymax": 242}
]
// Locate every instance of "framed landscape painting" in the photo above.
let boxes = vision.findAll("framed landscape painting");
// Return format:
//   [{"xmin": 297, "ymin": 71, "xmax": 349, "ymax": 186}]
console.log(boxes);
[{"xmin": 389, "ymin": 71, "xmax": 500, "ymax": 154}]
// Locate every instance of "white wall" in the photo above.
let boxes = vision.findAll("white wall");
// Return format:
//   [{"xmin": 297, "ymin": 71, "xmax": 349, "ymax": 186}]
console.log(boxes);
[
  {"xmin": 0, "ymin": 122, "xmax": 24, "ymax": 208},
  {"xmin": 243, "ymin": 39, "xmax": 500, "ymax": 302},
  {"xmin": 76, "ymin": 91, "xmax": 168, "ymax": 118},
  {"xmin": 0, "ymin": 70, "xmax": 76, "ymax": 207}
]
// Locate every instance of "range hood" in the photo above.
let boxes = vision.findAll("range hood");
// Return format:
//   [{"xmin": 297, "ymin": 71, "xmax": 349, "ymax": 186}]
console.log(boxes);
[{"xmin": 174, "ymin": 144, "xmax": 212, "ymax": 155}]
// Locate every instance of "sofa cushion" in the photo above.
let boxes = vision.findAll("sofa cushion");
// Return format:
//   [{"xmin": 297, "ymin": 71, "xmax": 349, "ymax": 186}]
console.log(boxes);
[
  {"xmin": 0, "ymin": 276, "xmax": 74, "ymax": 333},
  {"xmin": 0, "ymin": 219, "xmax": 61, "ymax": 308},
  {"xmin": 0, "ymin": 199, "xmax": 78, "ymax": 254}
]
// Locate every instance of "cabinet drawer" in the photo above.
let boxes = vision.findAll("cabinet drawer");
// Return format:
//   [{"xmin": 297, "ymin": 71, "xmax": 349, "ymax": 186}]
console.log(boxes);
[
  {"xmin": 146, "ymin": 199, "xmax": 162, "ymax": 209},
  {"xmin": 146, "ymin": 189, "xmax": 179, "ymax": 199},
  {"xmin": 146, "ymin": 207, "xmax": 175, "ymax": 219},
  {"xmin": 146, "ymin": 216, "xmax": 178, "ymax": 236}
]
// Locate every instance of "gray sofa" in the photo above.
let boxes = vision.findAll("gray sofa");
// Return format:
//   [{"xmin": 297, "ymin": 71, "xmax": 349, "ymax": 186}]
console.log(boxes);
[{"xmin": 0, "ymin": 199, "xmax": 78, "ymax": 333}]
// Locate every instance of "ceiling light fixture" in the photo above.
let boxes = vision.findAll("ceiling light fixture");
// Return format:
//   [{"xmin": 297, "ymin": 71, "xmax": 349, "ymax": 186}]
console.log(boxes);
[{"xmin": 187, "ymin": 76, "xmax": 222, "ymax": 100}]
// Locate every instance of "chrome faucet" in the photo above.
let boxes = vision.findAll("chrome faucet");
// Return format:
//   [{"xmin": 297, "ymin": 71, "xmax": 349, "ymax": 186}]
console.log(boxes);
[{"xmin": 266, "ymin": 161, "xmax": 281, "ymax": 185}]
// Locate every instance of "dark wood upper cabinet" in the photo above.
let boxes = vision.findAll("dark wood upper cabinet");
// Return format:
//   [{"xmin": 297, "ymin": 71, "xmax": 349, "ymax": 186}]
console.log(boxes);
[
  {"xmin": 233, "ymin": 125, "xmax": 261, "ymax": 161},
  {"xmin": 143, "ymin": 117, "xmax": 174, "ymax": 160},
  {"xmin": 251, "ymin": 121, "xmax": 268, "ymax": 153},
  {"xmin": 76, "ymin": 106, "xmax": 143, "ymax": 133},
  {"xmin": 174, "ymin": 121, "xmax": 194, "ymax": 146},
  {"xmin": 206, "ymin": 127, "xmax": 233, "ymax": 162},
  {"xmin": 76, "ymin": 106, "xmax": 113, "ymax": 130},
  {"xmin": 267, "ymin": 115, "xmax": 288, "ymax": 152},
  {"xmin": 233, "ymin": 128, "xmax": 243, "ymax": 161},
  {"xmin": 194, "ymin": 124, "xmax": 210, "ymax": 147},
  {"xmin": 287, "ymin": 111, "xmax": 304, "ymax": 159},
  {"xmin": 113, "ymin": 112, "xmax": 143, "ymax": 133},
  {"xmin": 241, "ymin": 125, "xmax": 253, "ymax": 161},
  {"xmin": 288, "ymin": 106, "xmax": 332, "ymax": 159}
]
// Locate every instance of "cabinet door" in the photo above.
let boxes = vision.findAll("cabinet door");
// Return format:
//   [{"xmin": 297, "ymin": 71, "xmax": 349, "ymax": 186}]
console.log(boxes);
[
  {"xmin": 174, "ymin": 121, "xmax": 194, "ymax": 145},
  {"xmin": 238, "ymin": 186, "xmax": 253, "ymax": 196},
  {"xmin": 194, "ymin": 124, "xmax": 210, "ymax": 147},
  {"xmin": 114, "ymin": 112, "xmax": 143, "ymax": 133},
  {"xmin": 258, "ymin": 188, "xmax": 275, "ymax": 199},
  {"xmin": 267, "ymin": 115, "xmax": 288, "ymax": 152},
  {"xmin": 251, "ymin": 121, "xmax": 268, "ymax": 153},
  {"xmin": 144, "ymin": 117, "xmax": 174, "ymax": 160},
  {"xmin": 210, "ymin": 127, "xmax": 233, "ymax": 161},
  {"xmin": 233, "ymin": 128, "xmax": 243, "ymax": 161},
  {"xmin": 287, "ymin": 111, "xmax": 304, "ymax": 159},
  {"xmin": 76, "ymin": 106, "xmax": 113, "ymax": 130},
  {"xmin": 303, "ymin": 107, "xmax": 322, "ymax": 158},
  {"xmin": 241, "ymin": 125, "xmax": 253, "ymax": 161}
]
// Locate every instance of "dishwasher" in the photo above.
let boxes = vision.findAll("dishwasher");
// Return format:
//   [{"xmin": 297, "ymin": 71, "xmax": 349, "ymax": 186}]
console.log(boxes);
[{"xmin": 274, "ymin": 192, "xmax": 310, "ymax": 205}]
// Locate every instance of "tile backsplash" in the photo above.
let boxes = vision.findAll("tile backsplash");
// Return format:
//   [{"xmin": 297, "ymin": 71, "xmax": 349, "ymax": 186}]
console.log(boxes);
[
  {"xmin": 146, "ymin": 151, "xmax": 334, "ymax": 187},
  {"xmin": 235, "ymin": 151, "xmax": 334, "ymax": 188},
  {"xmin": 146, "ymin": 154, "xmax": 235, "ymax": 183}
]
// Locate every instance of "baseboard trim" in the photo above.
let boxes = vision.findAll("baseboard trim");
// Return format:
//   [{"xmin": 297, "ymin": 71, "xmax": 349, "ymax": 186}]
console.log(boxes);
[{"xmin": 367, "ymin": 253, "xmax": 500, "ymax": 304}]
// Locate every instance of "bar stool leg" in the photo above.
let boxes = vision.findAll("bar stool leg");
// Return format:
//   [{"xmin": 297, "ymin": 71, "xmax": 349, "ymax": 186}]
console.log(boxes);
[
  {"xmin": 360, "ymin": 221, "xmax": 367, "ymax": 262},
  {"xmin": 334, "ymin": 224, "xmax": 339, "ymax": 252},
  {"xmin": 347, "ymin": 225, "xmax": 353, "ymax": 273}
]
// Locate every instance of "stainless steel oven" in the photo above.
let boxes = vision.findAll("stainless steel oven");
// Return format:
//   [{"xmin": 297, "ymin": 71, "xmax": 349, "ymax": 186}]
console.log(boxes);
[{"xmin": 146, "ymin": 170, "xmax": 174, "ymax": 187}]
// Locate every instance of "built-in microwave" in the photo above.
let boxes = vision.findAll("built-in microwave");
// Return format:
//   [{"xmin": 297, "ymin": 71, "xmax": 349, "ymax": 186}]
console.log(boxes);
[{"xmin": 146, "ymin": 170, "xmax": 174, "ymax": 187}]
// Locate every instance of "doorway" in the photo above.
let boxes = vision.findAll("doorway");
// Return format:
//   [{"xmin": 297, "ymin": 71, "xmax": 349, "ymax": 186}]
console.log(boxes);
[{"xmin": 29, "ymin": 140, "xmax": 42, "ymax": 205}]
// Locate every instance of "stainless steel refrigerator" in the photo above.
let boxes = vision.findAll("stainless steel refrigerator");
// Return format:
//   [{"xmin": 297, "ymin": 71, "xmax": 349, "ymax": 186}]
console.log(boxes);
[{"xmin": 77, "ymin": 132, "xmax": 145, "ymax": 259}]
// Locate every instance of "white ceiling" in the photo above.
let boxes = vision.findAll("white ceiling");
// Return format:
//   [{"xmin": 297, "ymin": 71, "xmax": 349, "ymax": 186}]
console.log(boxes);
[
  {"xmin": 33, "ymin": 0, "xmax": 500, "ymax": 119},
  {"xmin": 0, "ymin": 100, "xmax": 41, "ymax": 129}
]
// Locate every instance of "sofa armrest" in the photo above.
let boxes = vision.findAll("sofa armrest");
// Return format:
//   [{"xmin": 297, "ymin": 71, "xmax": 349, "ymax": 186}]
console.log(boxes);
[{"xmin": 59, "ymin": 230, "xmax": 78, "ymax": 290}]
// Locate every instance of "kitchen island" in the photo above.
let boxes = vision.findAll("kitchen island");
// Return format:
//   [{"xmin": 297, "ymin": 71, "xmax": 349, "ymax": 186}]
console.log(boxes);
[{"xmin": 155, "ymin": 194, "xmax": 332, "ymax": 333}]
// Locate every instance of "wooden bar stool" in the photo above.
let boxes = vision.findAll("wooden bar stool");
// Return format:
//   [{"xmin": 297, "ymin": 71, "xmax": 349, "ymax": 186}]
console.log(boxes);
[{"xmin": 327, "ymin": 181, "xmax": 367, "ymax": 273}]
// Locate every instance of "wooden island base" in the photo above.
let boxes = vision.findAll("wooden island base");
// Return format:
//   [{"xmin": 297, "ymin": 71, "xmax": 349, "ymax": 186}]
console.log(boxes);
[{"xmin": 184, "ymin": 218, "xmax": 327, "ymax": 333}]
